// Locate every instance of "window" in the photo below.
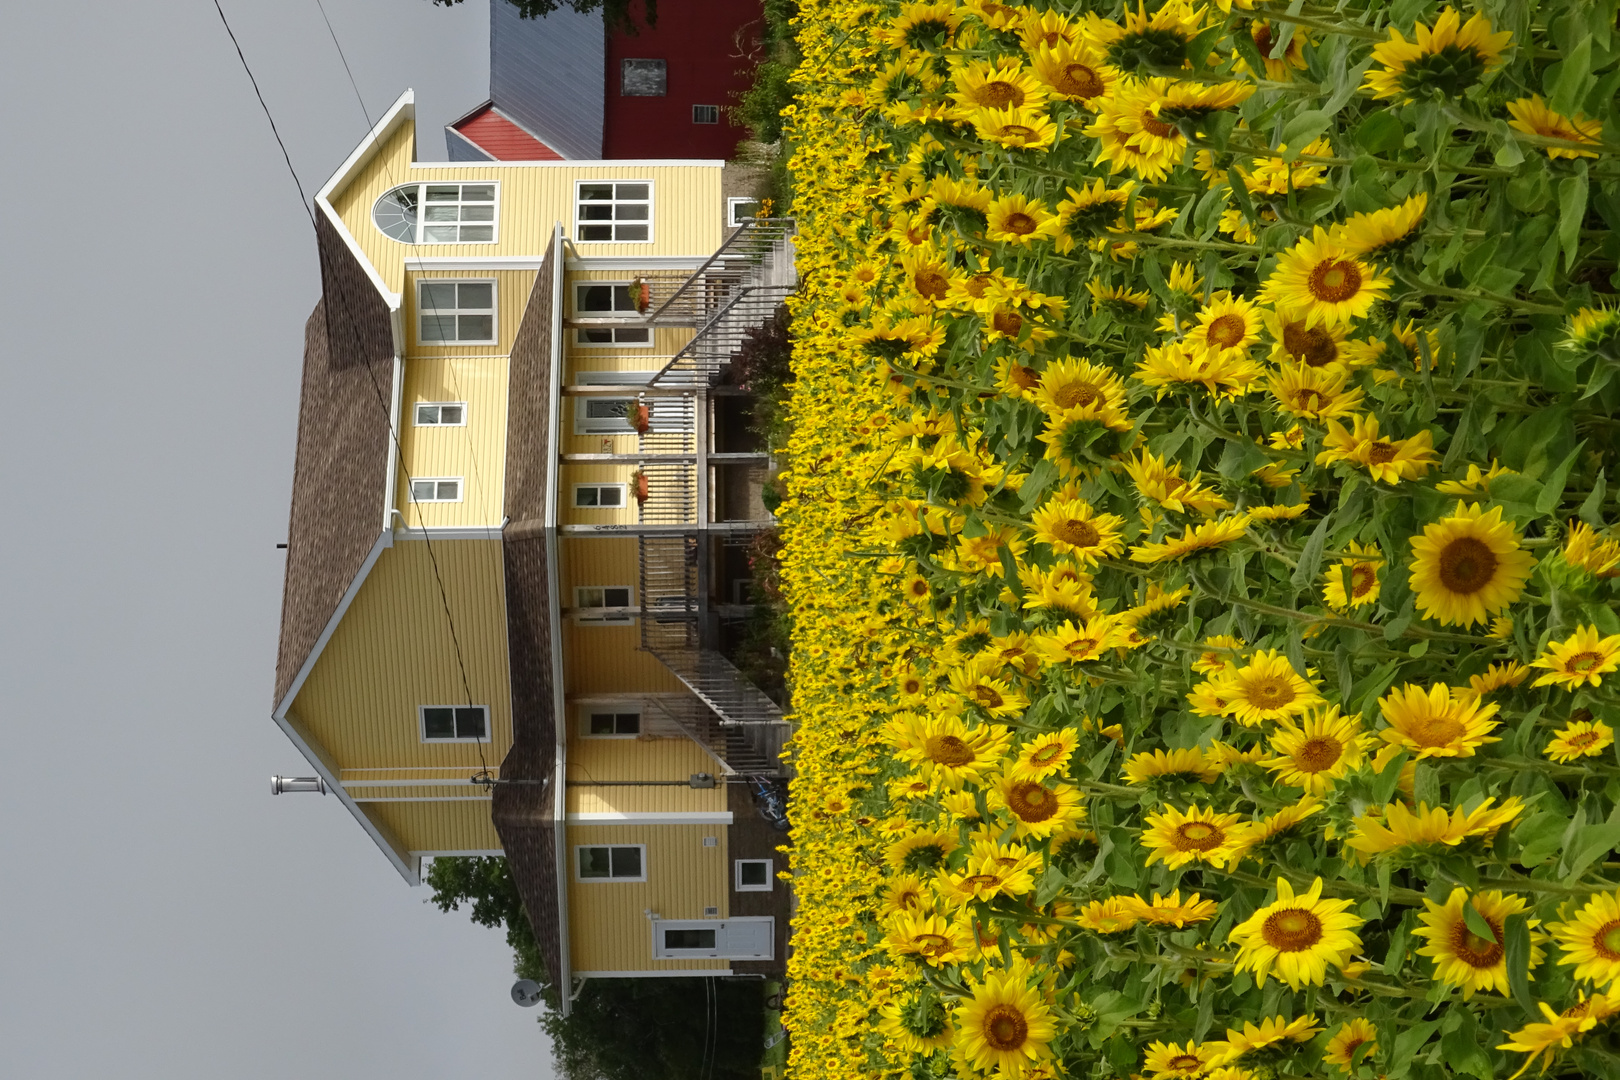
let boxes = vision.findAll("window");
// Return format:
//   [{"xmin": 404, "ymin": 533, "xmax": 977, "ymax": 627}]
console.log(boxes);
[
  {"xmin": 583, "ymin": 710, "xmax": 641, "ymax": 737},
  {"xmin": 409, "ymin": 477, "xmax": 462, "ymax": 502},
  {"xmin": 576, "ymin": 182, "xmax": 651, "ymax": 243},
  {"xmin": 621, "ymin": 59, "xmax": 666, "ymax": 96},
  {"xmin": 419, "ymin": 280, "xmax": 496, "ymax": 344},
  {"xmin": 736, "ymin": 859, "xmax": 773, "ymax": 891},
  {"xmin": 576, "ymin": 585, "xmax": 633, "ymax": 624},
  {"xmin": 577, "ymin": 845, "xmax": 645, "ymax": 881},
  {"xmin": 372, "ymin": 182, "xmax": 497, "ymax": 244},
  {"xmin": 420, "ymin": 705, "xmax": 488, "ymax": 742},
  {"xmin": 573, "ymin": 371, "xmax": 678, "ymax": 435},
  {"xmin": 664, "ymin": 928, "xmax": 715, "ymax": 949},
  {"xmin": 574, "ymin": 484, "xmax": 627, "ymax": 509},
  {"xmin": 414, "ymin": 402, "xmax": 466, "ymax": 426},
  {"xmin": 693, "ymin": 104, "xmax": 720, "ymax": 124},
  {"xmin": 728, "ymin": 197, "xmax": 763, "ymax": 226},
  {"xmin": 574, "ymin": 282, "xmax": 651, "ymax": 346}
]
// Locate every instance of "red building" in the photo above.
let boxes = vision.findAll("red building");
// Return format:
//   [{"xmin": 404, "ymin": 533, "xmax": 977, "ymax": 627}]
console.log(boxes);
[{"xmin": 447, "ymin": 0, "xmax": 764, "ymax": 162}]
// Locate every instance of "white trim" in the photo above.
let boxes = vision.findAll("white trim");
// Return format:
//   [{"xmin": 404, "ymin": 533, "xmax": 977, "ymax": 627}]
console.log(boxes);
[
  {"xmin": 413, "ymin": 401, "xmax": 468, "ymax": 427},
  {"xmin": 574, "ymin": 843, "xmax": 648, "ymax": 882},
  {"xmin": 411, "ymin": 159, "xmax": 724, "ymax": 169},
  {"xmin": 574, "ymin": 584, "xmax": 635, "ymax": 624},
  {"xmin": 567, "ymin": 255, "xmax": 710, "ymax": 271},
  {"xmin": 735, "ymin": 858, "xmax": 774, "ymax": 892},
  {"xmin": 568, "ymin": 812, "xmax": 734, "ymax": 824},
  {"xmin": 414, "ymin": 849, "xmax": 506, "ymax": 857},
  {"xmin": 383, "ymin": 355, "xmax": 403, "ymax": 534},
  {"xmin": 408, "ymin": 255, "xmax": 711, "ymax": 271},
  {"xmin": 728, "ymin": 196, "xmax": 763, "ymax": 227},
  {"xmin": 351, "ymin": 795, "xmax": 492, "ymax": 803},
  {"xmin": 573, "ymin": 969, "xmax": 733, "ymax": 978},
  {"xmin": 394, "ymin": 525, "xmax": 504, "ymax": 541},
  {"xmin": 546, "ymin": 222, "xmax": 575, "ymax": 1019},
  {"xmin": 418, "ymin": 704, "xmax": 491, "ymax": 743},
  {"xmin": 342, "ymin": 778, "xmax": 484, "ymax": 787},
  {"xmin": 574, "ymin": 178, "xmax": 654, "ymax": 244},
  {"xmin": 417, "ymin": 278, "xmax": 498, "ymax": 346},
  {"xmin": 314, "ymin": 89, "xmax": 412, "ymax": 312},
  {"xmin": 373, "ymin": 179, "xmax": 501, "ymax": 246}
]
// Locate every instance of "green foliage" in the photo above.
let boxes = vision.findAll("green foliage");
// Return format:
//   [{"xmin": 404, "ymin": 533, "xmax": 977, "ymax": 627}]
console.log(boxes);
[
  {"xmin": 433, "ymin": 0, "xmax": 654, "ymax": 35},
  {"xmin": 425, "ymin": 855, "xmax": 544, "ymax": 983},
  {"xmin": 542, "ymin": 977, "xmax": 766, "ymax": 1080}
]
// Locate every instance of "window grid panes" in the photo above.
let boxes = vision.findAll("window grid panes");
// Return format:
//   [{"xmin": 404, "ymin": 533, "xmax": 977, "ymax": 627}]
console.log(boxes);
[
  {"xmin": 693, "ymin": 104, "xmax": 720, "ymax": 124},
  {"xmin": 577, "ymin": 585, "xmax": 633, "ymax": 623},
  {"xmin": 587, "ymin": 711, "xmax": 641, "ymax": 736},
  {"xmin": 373, "ymin": 183, "xmax": 497, "ymax": 244},
  {"xmin": 574, "ymin": 282, "xmax": 652, "ymax": 345},
  {"xmin": 664, "ymin": 928, "xmax": 716, "ymax": 950},
  {"xmin": 578, "ymin": 845, "xmax": 644, "ymax": 880},
  {"xmin": 409, "ymin": 478, "xmax": 462, "ymax": 502},
  {"xmin": 419, "ymin": 280, "xmax": 495, "ymax": 344},
  {"xmin": 576, "ymin": 182, "xmax": 651, "ymax": 243},
  {"xmin": 421, "ymin": 705, "xmax": 488, "ymax": 741},
  {"xmin": 415, "ymin": 402, "xmax": 466, "ymax": 426}
]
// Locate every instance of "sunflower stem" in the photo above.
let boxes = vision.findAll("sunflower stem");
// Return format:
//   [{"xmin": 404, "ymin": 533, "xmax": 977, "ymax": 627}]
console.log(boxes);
[{"xmin": 1392, "ymin": 268, "xmax": 1567, "ymax": 315}]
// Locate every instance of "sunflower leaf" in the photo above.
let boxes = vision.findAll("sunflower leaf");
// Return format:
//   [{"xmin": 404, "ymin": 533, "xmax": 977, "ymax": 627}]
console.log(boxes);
[
  {"xmin": 1548, "ymin": 34, "xmax": 1593, "ymax": 117},
  {"xmin": 1563, "ymin": 821, "xmax": 1620, "ymax": 885},
  {"xmin": 1558, "ymin": 162, "xmax": 1589, "ymax": 272},
  {"xmin": 1372, "ymin": 749, "xmax": 1410, "ymax": 806},
  {"xmin": 1503, "ymin": 914, "xmax": 1538, "ymax": 1018},
  {"xmin": 1290, "ymin": 511, "xmax": 1334, "ymax": 589},
  {"xmin": 1461, "ymin": 899, "xmax": 1498, "ymax": 944},
  {"xmin": 1534, "ymin": 441, "xmax": 1585, "ymax": 516}
]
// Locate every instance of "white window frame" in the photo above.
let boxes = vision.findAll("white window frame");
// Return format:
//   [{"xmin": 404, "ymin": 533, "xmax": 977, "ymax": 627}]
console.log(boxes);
[
  {"xmin": 418, "ymin": 704, "xmax": 490, "ymax": 743},
  {"xmin": 408, "ymin": 477, "xmax": 463, "ymax": 503},
  {"xmin": 576, "ymin": 585, "xmax": 635, "ymax": 624},
  {"xmin": 574, "ymin": 180, "xmax": 654, "ymax": 244},
  {"xmin": 373, "ymin": 181, "xmax": 500, "ymax": 245},
  {"xmin": 418, "ymin": 279, "xmax": 497, "ymax": 346},
  {"xmin": 693, "ymin": 104, "xmax": 720, "ymax": 124},
  {"xmin": 573, "ymin": 281, "xmax": 653, "ymax": 348},
  {"xmin": 735, "ymin": 858, "xmax": 773, "ymax": 892},
  {"xmin": 414, "ymin": 402, "xmax": 468, "ymax": 427},
  {"xmin": 575, "ymin": 844, "xmax": 647, "ymax": 882},
  {"xmin": 579, "ymin": 705, "xmax": 643, "ymax": 739},
  {"xmin": 573, "ymin": 483, "xmax": 628, "ymax": 510},
  {"xmin": 727, "ymin": 197, "xmax": 763, "ymax": 226},
  {"xmin": 572, "ymin": 371, "xmax": 665, "ymax": 435}
]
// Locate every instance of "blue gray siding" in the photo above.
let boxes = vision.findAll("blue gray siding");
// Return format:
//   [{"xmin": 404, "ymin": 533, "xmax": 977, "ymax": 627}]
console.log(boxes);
[{"xmin": 490, "ymin": 1, "xmax": 604, "ymax": 160}]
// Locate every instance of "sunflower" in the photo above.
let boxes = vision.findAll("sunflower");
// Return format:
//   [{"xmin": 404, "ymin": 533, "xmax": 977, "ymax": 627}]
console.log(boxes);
[
  {"xmin": 885, "ymin": 910, "xmax": 972, "ymax": 965},
  {"xmin": 1268, "ymin": 361, "xmax": 1365, "ymax": 421},
  {"xmin": 1029, "ymin": 39, "xmax": 1116, "ymax": 107},
  {"xmin": 1323, "ymin": 1018, "xmax": 1379, "ymax": 1071},
  {"xmin": 884, "ymin": 1, "xmax": 962, "ymax": 51},
  {"xmin": 941, "ymin": 854, "xmax": 1038, "ymax": 907},
  {"xmin": 1030, "ymin": 614, "xmax": 1128, "ymax": 665},
  {"xmin": 1194, "ymin": 635, "xmax": 1245, "ymax": 673},
  {"xmin": 1331, "ymin": 193, "xmax": 1429, "ymax": 260},
  {"xmin": 1123, "ymin": 582, "xmax": 1192, "ymax": 626},
  {"xmin": 987, "ymin": 193, "xmax": 1063, "ymax": 245},
  {"xmin": 1549, "ymin": 891, "xmax": 1620, "ymax": 988},
  {"xmin": 951, "ymin": 57, "xmax": 1049, "ymax": 115},
  {"xmin": 989, "ymin": 631, "xmax": 1041, "ymax": 677},
  {"xmin": 1141, "ymin": 803, "xmax": 1245, "ymax": 869},
  {"xmin": 949, "ymin": 665, "xmax": 1030, "ymax": 718},
  {"xmin": 886, "ymin": 828, "xmax": 960, "ymax": 873},
  {"xmin": 1563, "ymin": 305, "xmax": 1620, "ymax": 360},
  {"xmin": 1408, "ymin": 502, "xmax": 1535, "ymax": 627},
  {"xmin": 1227, "ymin": 876, "xmax": 1363, "ymax": 990},
  {"xmin": 971, "ymin": 105, "xmax": 1060, "ymax": 150},
  {"xmin": 1241, "ymin": 20, "xmax": 1309, "ymax": 80},
  {"xmin": 1154, "ymin": 79, "xmax": 1255, "ymax": 123},
  {"xmin": 1226, "ymin": 797, "xmax": 1326, "ymax": 864},
  {"xmin": 1188, "ymin": 294, "xmax": 1263, "ymax": 358},
  {"xmin": 1321, "ymin": 542, "xmax": 1383, "ymax": 610},
  {"xmin": 1143, "ymin": 1040, "xmax": 1221, "ymax": 1079},
  {"xmin": 1122, "ymin": 451, "xmax": 1231, "ymax": 517},
  {"xmin": 1134, "ymin": 340, "xmax": 1266, "ymax": 400},
  {"xmin": 1087, "ymin": 77, "xmax": 1190, "ymax": 181},
  {"xmin": 1564, "ymin": 521, "xmax": 1620, "ymax": 577},
  {"xmin": 882, "ymin": 873, "xmax": 933, "ymax": 917},
  {"xmin": 1031, "ymin": 357, "xmax": 1128, "ymax": 421},
  {"xmin": 1239, "ymin": 136, "xmax": 1333, "ymax": 196},
  {"xmin": 1532, "ymin": 625, "xmax": 1620, "ymax": 690},
  {"xmin": 1122, "ymin": 747, "xmax": 1220, "ymax": 785},
  {"xmin": 1263, "ymin": 307, "xmax": 1349, "ymax": 369},
  {"xmin": 1546, "ymin": 718, "xmax": 1616, "ymax": 764},
  {"xmin": 878, "ymin": 992, "xmax": 956, "ymax": 1053},
  {"xmin": 1091, "ymin": 0, "xmax": 1206, "ymax": 72},
  {"xmin": 991, "ymin": 773, "xmax": 1086, "ymax": 839},
  {"xmin": 1462, "ymin": 660, "xmax": 1530, "ymax": 700},
  {"xmin": 1208, "ymin": 1014, "xmax": 1323, "ymax": 1067},
  {"xmin": 1074, "ymin": 896, "xmax": 1141, "ymax": 934},
  {"xmin": 954, "ymin": 961, "xmax": 1057, "ymax": 1076},
  {"xmin": 896, "ymin": 712, "xmax": 1013, "ymax": 787},
  {"xmin": 1415, "ymin": 888, "xmax": 1543, "ymax": 999},
  {"xmin": 898, "ymin": 250, "xmax": 959, "ymax": 304},
  {"xmin": 1258, "ymin": 227, "xmax": 1391, "ymax": 329},
  {"xmin": 1263, "ymin": 707, "xmax": 1372, "ymax": 794},
  {"xmin": 1085, "ymin": 279, "xmax": 1153, "ymax": 310},
  {"xmin": 1343, "ymin": 797, "xmax": 1525, "ymax": 862},
  {"xmin": 1127, "ymin": 890, "xmax": 1221, "ymax": 928},
  {"xmin": 1375, "ymin": 682, "xmax": 1501, "ymax": 768},
  {"xmin": 1056, "ymin": 178, "xmax": 1135, "ymax": 245},
  {"xmin": 1131, "ymin": 515, "xmax": 1252, "ymax": 563},
  {"xmin": 1030, "ymin": 497, "xmax": 1127, "ymax": 561},
  {"xmin": 1219, "ymin": 649, "xmax": 1325, "ymax": 726},
  {"xmin": 1498, "ymin": 997, "xmax": 1609, "ymax": 1080},
  {"xmin": 1010, "ymin": 729, "xmax": 1080, "ymax": 780},
  {"xmin": 1363, "ymin": 7, "xmax": 1514, "ymax": 102}
]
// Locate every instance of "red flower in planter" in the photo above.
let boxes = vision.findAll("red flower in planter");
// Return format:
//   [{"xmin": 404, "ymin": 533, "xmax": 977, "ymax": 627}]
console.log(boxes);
[{"xmin": 631, "ymin": 402, "xmax": 652, "ymax": 434}]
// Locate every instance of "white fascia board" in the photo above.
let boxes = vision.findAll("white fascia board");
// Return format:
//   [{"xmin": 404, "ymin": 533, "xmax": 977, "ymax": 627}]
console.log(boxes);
[
  {"xmin": 313, "ymin": 89, "xmax": 412, "ymax": 314},
  {"xmin": 565, "ymin": 812, "xmax": 734, "ymax": 824},
  {"xmin": 406, "ymin": 255, "xmax": 710, "ymax": 272},
  {"xmin": 564, "ymin": 256, "xmax": 711, "ymax": 271},
  {"xmin": 394, "ymin": 525, "xmax": 505, "ymax": 541},
  {"xmin": 381, "ymin": 356, "xmax": 402, "ymax": 535},
  {"xmin": 408, "ymin": 159, "xmax": 725, "ymax": 169},
  {"xmin": 573, "ymin": 970, "xmax": 733, "ymax": 979},
  {"xmin": 546, "ymin": 221, "xmax": 575, "ymax": 1019}
]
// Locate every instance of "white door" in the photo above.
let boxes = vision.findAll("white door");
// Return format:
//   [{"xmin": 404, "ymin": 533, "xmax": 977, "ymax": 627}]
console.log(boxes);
[{"xmin": 652, "ymin": 918, "xmax": 773, "ymax": 960}]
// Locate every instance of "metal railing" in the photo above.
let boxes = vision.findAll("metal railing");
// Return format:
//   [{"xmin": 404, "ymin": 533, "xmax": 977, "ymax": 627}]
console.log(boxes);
[
  {"xmin": 644, "ymin": 696, "xmax": 786, "ymax": 776},
  {"xmin": 638, "ymin": 218, "xmax": 797, "ymax": 326}
]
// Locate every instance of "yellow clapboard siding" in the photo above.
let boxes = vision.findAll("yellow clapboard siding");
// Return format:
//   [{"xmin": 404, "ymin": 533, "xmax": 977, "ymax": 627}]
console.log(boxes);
[
  {"xmin": 328, "ymin": 122, "xmax": 723, "ymax": 296},
  {"xmin": 566, "ymin": 824, "xmax": 730, "ymax": 972},
  {"xmin": 566, "ymin": 734, "xmax": 728, "ymax": 815},
  {"xmin": 364, "ymin": 797, "xmax": 504, "ymax": 855},
  {"xmin": 561, "ymin": 463, "xmax": 638, "ymax": 527},
  {"xmin": 559, "ymin": 537, "xmax": 683, "ymax": 693},
  {"xmin": 405, "ymin": 268, "xmax": 537, "ymax": 359},
  {"xmin": 397, "ymin": 352, "xmax": 509, "ymax": 528},
  {"xmin": 293, "ymin": 540, "xmax": 512, "ymax": 773}
]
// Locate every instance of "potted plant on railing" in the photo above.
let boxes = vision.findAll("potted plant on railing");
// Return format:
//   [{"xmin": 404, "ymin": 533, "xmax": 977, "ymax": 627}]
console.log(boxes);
[
  {"xmin": 631, "ymin": 277, "xmax": 651, "ymax": 315},
  {"xmin": 630, "ymin": 401, "xmax": 651, "ymax": 435},
  {"xmin": 630, "ymin": 468, "xmax": 650, "ymax": 505}
]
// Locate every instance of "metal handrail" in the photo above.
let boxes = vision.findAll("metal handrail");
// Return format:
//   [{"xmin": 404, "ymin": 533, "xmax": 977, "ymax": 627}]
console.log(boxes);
[{"xmin": 643, "ymin": 218, "xmax": 796, "ymax": 323}]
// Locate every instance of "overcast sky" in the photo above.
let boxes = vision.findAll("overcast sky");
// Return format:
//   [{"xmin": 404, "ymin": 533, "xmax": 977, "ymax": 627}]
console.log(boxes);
[{"xmin": 0, "ymin": 2, "xmax": 562, "ymax": 1075}]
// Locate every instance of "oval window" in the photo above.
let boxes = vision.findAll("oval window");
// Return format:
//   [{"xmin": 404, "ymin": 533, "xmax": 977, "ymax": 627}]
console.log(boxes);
[{"xmin": 372, "ymin": 185, "xmax": 420, "ymax": 243}]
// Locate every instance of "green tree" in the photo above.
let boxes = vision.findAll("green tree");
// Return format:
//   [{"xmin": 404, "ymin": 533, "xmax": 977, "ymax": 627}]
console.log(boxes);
[
  {"xmin": 432, "ymin": 0, "xmax": 655, "ymax": 34},
  {"xmin": 424, "ymin": 855, "xmax": 544, "ymax": 982}
]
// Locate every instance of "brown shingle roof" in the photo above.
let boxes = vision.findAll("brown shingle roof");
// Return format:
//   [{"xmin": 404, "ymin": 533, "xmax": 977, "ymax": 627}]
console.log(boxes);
[
  {"xmin": 493, "ymin": 240, "xmax": 564, "ymax": 990},
  {"xmin": 274, "ymin": 212, "xmax": 397, "ymax": 708}
]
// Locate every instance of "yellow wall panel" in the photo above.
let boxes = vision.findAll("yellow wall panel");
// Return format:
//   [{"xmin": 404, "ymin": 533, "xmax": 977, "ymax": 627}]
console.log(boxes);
[
  {"xmin": 404, "ymin": 268, "xmax": 538, "ymax": 359},
  {"xmin": 566, "ymin": 824, "xmax": 730, "ymax": 972},
  {"xmin": 364, "ymin": 798, "xmax": 504, "ymax": 854},
  {"xmin": 397, "ymin": 352, "xmax": 510, "ymax": 528},
  {"xmin": 558, "ymin": 536, "xmax": 683, "ymax": 694},
  {"xmin": 565, "ymin": 731, "xmax": 728, "ymax": 814},
  {"xmin": 560, "ymin": 463, "xmax": 638, "ymax": 527}
]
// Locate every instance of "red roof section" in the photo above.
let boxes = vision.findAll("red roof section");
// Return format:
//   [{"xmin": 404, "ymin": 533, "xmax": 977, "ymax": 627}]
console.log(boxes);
[{"xmin": 453, "ymin": 105, "xmax": 563, "ymax": 161}]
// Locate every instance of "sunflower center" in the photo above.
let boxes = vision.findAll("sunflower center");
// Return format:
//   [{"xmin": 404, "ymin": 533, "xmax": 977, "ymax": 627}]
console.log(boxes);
[
  {"xmin": 976, "ymin": 81, "xmax": 1023, "ymax": 109},
  {"xmin": 1203, "ymin": 313, "xmax": 1248, "ymax": 348},
  {"xmin": 907, "ymin": 579, "xmax": 930, "ymax": 597},
  {"xmin": 1596, "ymin": 921, "xmax": 1620, "ymax": 958},
  {"xmin": 1253, "ymin": 26, "xmax": 1278, "ymax": 55},
  {"xmin": 914, "ymin": 932, "xmax": 951, "ymax": 955},
  {"xmin": 1053, "ymin": 381, "xmax": 1100, "ymax": 408},
  {"xmin": 1408, "ymin": 714, "xmax": 1466, "ymax": 747},
  {"xmin": 964, "ymin": 274, "xmax": 993, "ymax": 297},
  {"xmin": 1169, "ymin": 1054, "xmax": 1203, "ymax": 1071},
  {"xmin": 984, "ymin": 1005, "xmax": 1029, "ymax": 1050},
  {"xmin": 1029, "ymin": 741, "xmax": 1065, "ymax": 765},
  {"xmin": 993, "ymin": 310, "xmax": 1024, "ymax": 335},
  {"xmin": 1296, "ymin": 735, "xmax": 1343, "ymax": 772},
  {"xmin": 965, "ymin": 874, "xmax": 1001, "ymax": 888},
  {"xmin": 1263, "ymin": 907, "xmax": 1325, "ymax": 951},
  {"xmin": 1568, "ymin": 730, "xmax": 1602, "ymax": 751},
  {"xmin": 1010, "ymin": 364, "xmax": 1041, "ymax": 390},
  {"xmin": 1292, "ymin": 388, "xmax": 1328, "ymax": 411},
  {"xmin": 1351, "ymin": 564, "xmax": 1376, "ymax": 597},
  {"xmin": 1282, "ymin": 321, "xmax": 1340, "ymax": 366},
  {"xmin": 1000, "ymin": 123, "xmax": 1039, "ymax": 142},
  {"xmin": 1366, "ymin": 441, "xmax": 1399, "ymax": 464},
  {"xmin": 1053, "ymin": 518, "xmax": 1101, "ymax": 548},
  {"xmin": 1452, "ymin": 919, "xmax": 1504, "ymax": 968},
  {"xmin": 925, "ymin": 734, "xmax": 976, "ymax": 766},
  {"xmin": 1008, "ymin": 781, "xmax": 1058, "ymax": 822},
  {"xmin": 1309, "ymin": 258, "xmax": 1364, "ymax": 303},
  {"xmin": 1437, "ymin": 537, "xmax": 1498, "ymax": 594},
  {"xmin": 1173, "ymin": 821, "xmax": 1224, "ymax": 850},
  {"xmin": 1003, "ymin": 212, "xmax": 1039, "ymax": 236},
  {"xmin": 1140, "ymin": 112, "xmax": 1176, "ymax": 138},
  {"xmin": 1247, "ymin": 677, "xmax": 1297, "ymax": 709},
  {"xmin": 902, "ymin": 677, "xmax": 923, "ymax": 694},
  {"xmin": 1566, "ymin": 651, "xmax": 1604, "ymax": 674},
  {"xmin": 914, "ymin": 269, "xmax": 951, "ymax": 299},
  {"xmin": 971, "ymin": 685, "xmax": 1005, "ymax": 709},
  {"xmin": 1058, "ymin": 63, "xmax": 1105, "ymax": 97}
]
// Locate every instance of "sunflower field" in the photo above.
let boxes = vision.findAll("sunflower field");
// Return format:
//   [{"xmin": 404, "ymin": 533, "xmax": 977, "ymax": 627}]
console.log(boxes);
[{"xmin": 772, "ymin": 0, "xmax": 1620, "ymax": 1078}]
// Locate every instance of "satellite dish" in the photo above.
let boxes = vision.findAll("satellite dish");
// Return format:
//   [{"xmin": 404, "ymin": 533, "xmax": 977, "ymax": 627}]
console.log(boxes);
[{"xmin": 511, "ymin": 980, "xmax": 544, "ymax": 1007}]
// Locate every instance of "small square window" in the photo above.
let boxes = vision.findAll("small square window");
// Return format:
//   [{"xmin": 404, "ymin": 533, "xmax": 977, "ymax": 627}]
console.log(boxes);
[
  {"xmin": 728, "ymin": 197, "xmax": 762, "ymax": 226},
  {"xmin": 576, "ymin": 183, "xmax": 653, "ymax": 243},
  {"xmin": 419, "ymin": 279, "xmax": 496, "ymax": 344},
  {"xmin": 409, "ymin": 477, "xmax": 462, "ymax": 503},
  {"xmin": 421, "ymin": 704, "xmax": 488, "ymax": 742},
  {"xmin": 621, "ymin": 59, "xmax": 667, "ymax": 95},
  {"xmin": 414, "ymin": 402, "xmax": 466, "ymax": 426},
  {"xmin": 576, "ymin": 585, "xmax": 634, "ymax": 624},
  {"xmin": 577, "ymin": 844, "xmax": 646, "ymax": 880},
  {"xmin": 574, "ymin": 484, "xmax": 626, "ymax": 509},
  {"xmin": 693, "ymin": 104, "xmax": 720, "ymax": 124},
  {"xmin": 735, "ymin": 858, "xmax": 773, "ymax": 891}
]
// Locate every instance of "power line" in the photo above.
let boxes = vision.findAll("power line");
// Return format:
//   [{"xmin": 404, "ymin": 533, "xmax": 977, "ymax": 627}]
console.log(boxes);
[{"xmin": 212, "ymin": 0, "xmax": 312, "ymax": 227}]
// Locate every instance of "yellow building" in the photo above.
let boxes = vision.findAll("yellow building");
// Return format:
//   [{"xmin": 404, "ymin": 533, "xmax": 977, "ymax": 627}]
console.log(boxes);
[{"xmin": 271, "ymin": 91, "xmax": 793, "ymax": 1012}]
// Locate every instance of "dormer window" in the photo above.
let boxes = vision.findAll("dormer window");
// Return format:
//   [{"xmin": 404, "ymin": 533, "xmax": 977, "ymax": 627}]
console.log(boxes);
[{"xmin": 373, "ymin": 183, "xmax": 497, "ymax": 244}]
